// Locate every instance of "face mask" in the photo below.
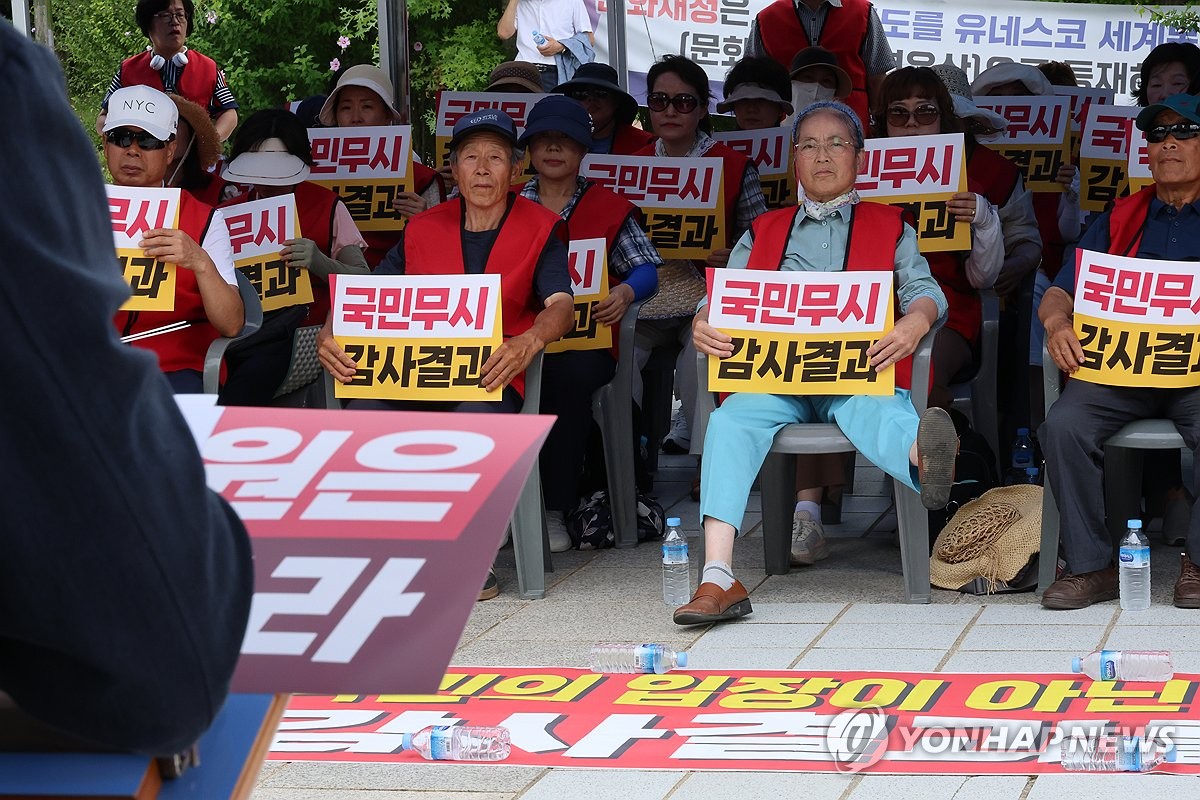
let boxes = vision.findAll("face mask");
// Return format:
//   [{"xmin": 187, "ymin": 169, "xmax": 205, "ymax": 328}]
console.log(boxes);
[{"xmin": 791, "ymin": 81, "xmax": 837, "ymax": 111}]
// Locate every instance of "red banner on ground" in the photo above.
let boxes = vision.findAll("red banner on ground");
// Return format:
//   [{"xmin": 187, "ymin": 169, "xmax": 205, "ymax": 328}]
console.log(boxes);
[{"xmin": 271, "ymin": 667, "xmax": 1200, "ymax": 774}]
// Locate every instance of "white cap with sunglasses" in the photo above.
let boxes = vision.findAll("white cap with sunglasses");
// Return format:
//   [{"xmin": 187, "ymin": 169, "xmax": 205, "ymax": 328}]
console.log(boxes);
[{"xmin": 104, "ymin": 85, "xmax": 178, "ymax": 142}]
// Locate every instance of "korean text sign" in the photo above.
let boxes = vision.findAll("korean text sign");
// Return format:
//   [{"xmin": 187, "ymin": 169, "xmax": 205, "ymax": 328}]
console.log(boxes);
[
  {"xmin": 547, "ymin": 238, "xmax": 613, "ymax": 354},
  {"xmin": 1126, "ymin": 125, "xmax": 1153, "ymax": 194},
  {"xmin": 330, "ymin": 273, "xmax": 504, "ymax": 402},
  {"xmin": 1072, "ymin": 249, "xmax": 1200, "ymax": 388},
  {"xmin": 1080, "ymin": 104, "xmax": 1139, "ymax": 212},
  {"xmin": 581, "ymin": 154, "xmax": 726, "ymax": 260},
  {"xmin": 175, "ymin": 396, "xmax": 553, "ymax": 694},
  {"xmin": 434, "ymin": 91, "xmax": 545, "ymax": 167},
  {"xmin": 975, "ymin": 97, "xmax": 1072, "ymax": 193},
  {"xmin": 714, "ymin": 126, "xmax": 794, "ymax": 210},
  {"xmin": 222, "ymin": 193, "xmax": 315, "ymax": 312},
  {"xmin": 106, "ymin": 184, "xmax": 181, "ymax": 312},
  {"xmin": 309, "ymin": 126, "xmax": 414, "ymax": 232},
  {"xmin": 706, "ymin": 269, "xmax": 895, "ymax": 396},
  {"xmin": 854, "ymin": 133, "xmax": 969, "ymax": 253}
]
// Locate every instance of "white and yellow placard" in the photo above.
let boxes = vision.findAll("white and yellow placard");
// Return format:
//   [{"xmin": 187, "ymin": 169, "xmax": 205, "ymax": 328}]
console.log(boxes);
[
  {"xmin": 1054, "ymin": 85, "xmax": 1115, "ymax": 161},
  {"xmin": 433, "ymin": 91, "xmax": 545, "ymax": 172},
  {"xmin": 1079, "ymin": 103, "xmax": 1139, "ymax": 212},
  {"xmin": 1072, "ymin": 248, "xmax": 1200, "ymax": 388},
  {"xmin": 223, "ymin": 193, "xmax": 314, "ymax": 312},
  {"xmin": 706, "ymin": 268, "xmax": 895, "ymax": 396},
  {"xmin": 975, "ymin": 96, "xmax": 1072, "ymax": 193},
  {"xmin": 107, "ymin": 184, "xmax": 181, "ymax": 312},
  {"xmin": 547, "ymin": 237, "xmax": 612, "ymax": 353},
  {"xmin": 714, "ymin": 126, "xmax": 794, "ymax": 209},
  {"xmin": 309, "ymin": 125, "xmax": 414, "ymax": 231},
  {"xmin": 331, "ymin": 273, "xmax": 503, "ymax": 401},
  {"xmin": 1126, "ymin": 125, "xmax": 1154, "ymax": 194}
]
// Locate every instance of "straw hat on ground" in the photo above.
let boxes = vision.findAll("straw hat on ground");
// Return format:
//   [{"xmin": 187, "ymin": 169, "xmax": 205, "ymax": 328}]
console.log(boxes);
[{"xmin": 930, "ymin": 484, "xmax": 1043, "ymax": 592}]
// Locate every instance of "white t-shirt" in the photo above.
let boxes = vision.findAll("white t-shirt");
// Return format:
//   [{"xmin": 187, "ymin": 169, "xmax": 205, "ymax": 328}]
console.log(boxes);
[
  {"xmin": 201, "ymin": 207, "xmax": 238, "ymax": 286},
  {"xmin": 514, "ymin": 0, "xmax": 592, "ymax": 65}
]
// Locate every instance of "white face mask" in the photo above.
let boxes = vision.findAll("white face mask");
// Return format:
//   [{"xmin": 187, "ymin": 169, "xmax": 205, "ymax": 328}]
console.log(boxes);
[{"xmin": 791, "ymin": 81, "xmax": 837, "ymax": 112}]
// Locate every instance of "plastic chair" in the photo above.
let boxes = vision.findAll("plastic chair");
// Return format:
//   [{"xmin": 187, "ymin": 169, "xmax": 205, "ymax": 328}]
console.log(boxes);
[
  {"xmin": 591, "ymin": 298, "xmax": 646, "ymax": 549},
  {"xmin": 694, "ymin": 329, "xmax": 939, "ymax": 603},
  {"xmin": 512, "ymin": 351, "xmax": 555, "ymax": 599},
  {"xmin": 202, "ymin": 271, "xmax": 264, "ymax": 395},
  {"xmin": 949, "ymin": 289, "xmax": 1000, "ymax": 471},
  {"xmin": 273, "ymin": 324, "xmax": 324, "ymax": 401},
  {"xmin": 1036, "ymin": 343, "xmax": 1187, "ymax": 593}
]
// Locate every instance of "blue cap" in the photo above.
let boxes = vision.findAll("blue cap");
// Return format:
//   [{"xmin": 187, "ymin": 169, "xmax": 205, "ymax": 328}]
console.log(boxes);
[
  {"xmin": 518, "ymin": 94, "xmax": 594, "ymax": 150},
  {"xmin": 401, "ymin": 732, "xmax": 414, "ymax": 750},
  {"xmin": 1071, "ymin": 657, "xmax": 1082, "ymax": 673},
  {"xmin": 1136, "ymin": 92, "xmax": 1200, "ymax": 131},
  {"xmin": 449, "ymin": 109, "xmax": 519, "ymax": 152},
  {"xmin": 1128, "ymin": 519, "xmax": 1143, "ymax": 529},
  {"xmin": 676, "ymin": 651, "xmax": 688, "ymax": 668},
  {"xmin": 666, "ymin": 517, "xmax": 681, "ymax": 527}
]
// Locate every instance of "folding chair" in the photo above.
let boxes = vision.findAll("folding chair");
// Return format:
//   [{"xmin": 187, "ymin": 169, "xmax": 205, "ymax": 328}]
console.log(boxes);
[{"xmin": 202, "ymin": 271, "xmax": 264, "ymax": 395}]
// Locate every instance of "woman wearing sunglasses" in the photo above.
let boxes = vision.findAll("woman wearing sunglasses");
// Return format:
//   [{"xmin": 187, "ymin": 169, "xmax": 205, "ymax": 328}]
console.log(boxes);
[
  {"xmin": 873, "ymin": 67, "xmax": 1003, "ymax": 411},
  {"xmin": 631, "ymin": 54, "xmax": 768, "ymax": 482}
]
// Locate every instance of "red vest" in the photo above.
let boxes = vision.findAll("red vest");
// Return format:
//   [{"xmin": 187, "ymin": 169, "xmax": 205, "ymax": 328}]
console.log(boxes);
[
  {"xmin": 1033, "ymin": 190, "xmax": 1074, "ymax": 280},
  {"xmin": 632, "ymin": 140, "xmax": 750, "ymax": 249},
  {"xmin": 118, "ymin": 49, "xmax": 220, "ymax": 113},
  {"xmin": 115, "ymin": 191, "xmax": 221, "ymax": 374},
  {"xmin": 757, "ymin": 0, "xmax": 872, "ymax": 131},
  {"xmin": 611, "ymin": 124, "xmax": 656, "ymax": 156},
  {"xmin": 1106, "ymin": 185, "xmax": 1156, "ymax": 256},
  {"xmin": 925, "ymin": 251, "xmax": 979, "ymax": 346},
  {"xmin": 403, "ymin": 195, "xmax": 566, "ymax": 397},
  {"xmin": 222, "ymin": 181, "xmax": 339, "ymax": 325},
  {"xmin": 967, "ymin": 142, "xmax": 1020, "ymax": 208},
  {"xmin": 359, "ymin": 164, "xmax": 447, "ymax": 269},
  {"xmin": 744, "ymin": 201, "xmax": 916, "ymax": 389}
]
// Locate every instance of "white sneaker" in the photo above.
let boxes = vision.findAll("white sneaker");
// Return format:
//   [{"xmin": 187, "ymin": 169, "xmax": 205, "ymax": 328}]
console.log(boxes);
[
  {"xmin": 547, "ymin": 510, "xmax": 572, "ymax": 553},
  {"xmin": 790, "ymin": 515, "xmax": 829, "ymax": 566},
  {"xmin": 662, "ymin": 407, "xmax": 691, "ymax": 454}
]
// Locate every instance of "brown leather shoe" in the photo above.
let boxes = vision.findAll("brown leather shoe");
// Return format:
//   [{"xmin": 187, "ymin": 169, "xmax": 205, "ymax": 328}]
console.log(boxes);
[
  {"xmin": 916, "ymin": 407, "xmax": 957, "ymax": 510},
  {"xmin": 1174, "ymin": 553, "xmax": 1200, "ymax": 608},
  {"xmin": 673, "ymin": 580, "xmax": 752, "ymax": 626},
  {"xmin": 1041, "ymin": 566, "xmax": 1118, "ymax": 610}
]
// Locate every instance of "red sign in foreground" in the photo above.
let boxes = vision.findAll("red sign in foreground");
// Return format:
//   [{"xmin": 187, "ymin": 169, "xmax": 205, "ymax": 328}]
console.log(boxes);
[
  {"xmin": 270, "ymin": 668, "xmax": 1200, "ymax": 774},
  {"xmin": 175, "ymin": 397, "xmax": 553, "ymax": 695}
]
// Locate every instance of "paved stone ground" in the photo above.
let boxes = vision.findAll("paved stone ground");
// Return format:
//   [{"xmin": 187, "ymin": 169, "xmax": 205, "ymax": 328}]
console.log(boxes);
[{"xmin": 254, "ymin": 451, "xmax": 1198, "ymax": 799}]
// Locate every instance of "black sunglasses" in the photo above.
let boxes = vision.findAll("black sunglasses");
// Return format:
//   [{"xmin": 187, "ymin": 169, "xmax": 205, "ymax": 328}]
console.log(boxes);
[
  {"xmin": 647, "ymin": 92, "xmax": 700, "ymax": 113},
  {"xmin": 569, "ymin": 88, "xmax": 612, "ymax": 102},
  {"xmin": 1146, "ymin": 123, "xmax": 1200, "ymax": 143},
  {"xmin": 105, "ymin": 128, "xmax": 170, "ymax": 150},
  {"xmin": 886, "ymin": 105, "xmax": 940, "ymax": 126}
]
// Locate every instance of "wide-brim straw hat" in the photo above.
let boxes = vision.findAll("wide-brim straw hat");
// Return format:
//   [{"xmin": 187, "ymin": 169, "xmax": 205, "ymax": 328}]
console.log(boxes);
[
  {"xmin": 930, "ymin": 484, "xmax": 1043, "ymax": 592},
  {"xmin": 168, "ymin": 93, "xmax": 222, "ymax": 170}
]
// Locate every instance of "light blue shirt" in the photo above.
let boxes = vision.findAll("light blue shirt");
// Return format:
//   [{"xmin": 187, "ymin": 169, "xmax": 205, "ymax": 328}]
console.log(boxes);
[{"xmin": 716, "ymin": 204, "xmax": 948, "ymax": 325}]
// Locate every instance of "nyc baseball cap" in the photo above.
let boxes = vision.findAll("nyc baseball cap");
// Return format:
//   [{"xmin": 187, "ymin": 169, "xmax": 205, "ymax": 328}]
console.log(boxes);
[{"xmin": 104, "ymin": 85, "xmax": 178, "ymax": 141}]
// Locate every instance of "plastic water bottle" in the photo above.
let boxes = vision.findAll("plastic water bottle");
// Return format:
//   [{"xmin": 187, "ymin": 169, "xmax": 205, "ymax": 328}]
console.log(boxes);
[
  {"xmin": 402, "ymin": 725, "xmax": 511, "ymax": 761},
  {"xmin": 1072, "ymin": 650, "xmax": 1174, "ymax": 681},
  {"xmin": 531, "ymin": 29, "xmax": 548, "ymax": 45},
  {"xmin": 662, "ymin": 517, "xmax": 690, "ymax": 606},
  {"xmin": 1119, "ymin": 519, "xmax": 1151, "ymax": 611},
  {"xmin": 589, "ymin": 643, "xmax": 689, "ymax": 674},
  {"xmin": 1011, "ymin": 427, "xmax": 1034, "ymax": 470},
  {"xmin": 1060, "ymin": 735, "xmax": 1176, "ymax": 772}
]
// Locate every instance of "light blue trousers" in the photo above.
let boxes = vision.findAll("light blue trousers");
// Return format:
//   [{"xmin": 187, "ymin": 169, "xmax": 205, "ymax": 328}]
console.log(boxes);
[{"xmin": 699, "ymin": 391, "xmax": 922, "ymax": 535}]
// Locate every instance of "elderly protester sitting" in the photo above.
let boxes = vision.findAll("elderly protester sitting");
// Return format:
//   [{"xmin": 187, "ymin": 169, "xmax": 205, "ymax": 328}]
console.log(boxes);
[
  {"xmin": 517, "ymin": 94, "xmax": 662, "ymax": 550},
  {"xmin": 107, "ymin": 85, "xmax": 244, "ymax": 394},
  {"xmin": 676, "ymin": 100, "xmax": 957, "ymax": 627},
  {"xmin": 1039, "ymin": 93, "xmax": 1200, "ymax": 610},
  {"xmin": 318, "ymin": 110, "xmax": 575, "ymax": 598}
]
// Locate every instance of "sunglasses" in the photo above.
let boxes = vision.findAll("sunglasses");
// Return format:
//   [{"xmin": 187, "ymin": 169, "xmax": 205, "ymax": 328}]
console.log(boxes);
[
  {"xmin": 105, "ymin": 128, "xmax": 170, "ymax": 150},
  {"xmin": 1146, "ymin": 123, "xmax": 1200, "ymax": 143},
  {"xmin": 886, "ymin": 105, "xmax": 940, "ymax": 126},
  {"xmin": 647, "ymin": 92, "xmax": 700, "ymax": 113},
  {"xmin": 568, "ymin": 88, "xmax": 612, "ymax": 102}
]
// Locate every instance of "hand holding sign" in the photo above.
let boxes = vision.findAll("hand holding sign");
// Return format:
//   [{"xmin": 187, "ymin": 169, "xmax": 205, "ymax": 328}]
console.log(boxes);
[
  {"xmin": 867, "ymin": 309, "xmax": 931, "ymax": 372},
  {"xmin": 692, "ymin": 306, "xmax": 735, "ymax": 358},
  {"xmin": 481, "ymin": 329, "xmax": 543, "ymax": 392},
  {"xmin": 139, "ymin": 227, "xmax": 208, "ymax": 274},
  {"xmin": 391, "ymin": 191, "xmax": 429, "ymax": 219},
  {"xmin": 318, "ymin": 320, "xmax": 359, "ymax": 383},
  {"xmin": 1045, "ymin": 317, "xmax": 1085, "ymax": 375},
  {"xmin": 592, "ymin": 282, "xmax": 634, "ymax": 327}
]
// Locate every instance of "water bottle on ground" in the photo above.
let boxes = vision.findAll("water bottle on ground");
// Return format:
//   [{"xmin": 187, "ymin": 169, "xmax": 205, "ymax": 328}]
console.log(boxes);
[
  {"xmin": 1072, "ymin": 650, "xmax": 1173, "ymax": 681},
  {"xmin": 662, "ymin": 517, "xmax": 690, "ymax": 606},
  {"xmin": 590, "ymin": 643, "xmax": 689, "ymax": 674},
  {"xmin": 402, "ymin": 725, "xmax": 511, "ymax": 761},
  {"xmin": 1119, "ymin": 519, "xmax": 1151, "ymax": 611},
  {"xmin": 531, "ymin": 29, "xmax": 548, "ymax": 45},
  {"xmin": 1060, "ymin": 735, "xmax": 1175, "ymax": 772}
]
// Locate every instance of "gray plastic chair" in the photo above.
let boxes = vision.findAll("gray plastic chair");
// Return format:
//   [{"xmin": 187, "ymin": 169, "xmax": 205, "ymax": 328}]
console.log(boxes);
[
  {"xmin": 202, "ymin": 271, "xmax": 264, "ymax": 395},
  {"xmin": 591, "ymin": 298, "xmax": 646, "ymax": 549},
  {"xmin": 694, "ymin": 329, "xmax": 938, "ymax": 603},
  {"xmin": 512, "ymin": 351, "xmax": 554, "ymax": 599},
  {"xmin": 1037, "ymin": 343, "xmax": 1186, "ymax": 593},
  {"xmin": 949, "ymin": 289, "xmax": 1000, "ymax": 471},
  {"xmin": 273, "ymin": 324, "xmax": 324, "ymax": 400}
]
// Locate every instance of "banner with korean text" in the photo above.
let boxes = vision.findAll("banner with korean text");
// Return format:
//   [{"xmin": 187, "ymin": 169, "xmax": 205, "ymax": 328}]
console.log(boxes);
[
  {"xmin": 1055, "ymin": 85, "xmax": 1115, "ymax": 161},
  {"xmin": 223, "ymin": 193, "xmax": 314, "ymax": 312},
  {"xmin": 547, "ymin": 238, "xmax": 612, "ymax": 354},
  {"xmin": 1071, "ymin": 249, "xmax": 1200, "ymax": 388},
  {"xmin": 714, "ymin": 126, "xmax": 794, "ymax": 210},
  {"xmin": 706, "ymin": 268, "xmax": 894, "ymax": 396},
  {"xmin": 1127, "ymin": 125, "xmax": 1154, "ymax": 194},
  {"xmin": 174, "ymin": 397, "xmax": 552, "ymax": 694},
  {"xmin": 106, "ymin": 184, "xmax": 181, "ymax": 312},
  {"xmin": 309, "ymin": 126, "xmax": 413, "ymax": 232},
  {"xmin": 330, "ymin": 274, "xmax": 503, "ymax": 402},
  {"xmin": 854, "ymin": 133, "xmax": 969, "ymax": 253},
  {"xmin": 976, "ymin": 97, "xmax": 1072, "ymax": 193},
  {"xmin": 593, "ymin": 0, "xmax": 1195, "ymax": 107},
  {"xmin": 1080, "ymin": 104, "xmax": 1139, "ymax": 212},
  {"xmin": 434, "ymin": 92, "xmax": 546, "ymax": 168},
  {"xmin": 582, "ymin": 155, "xmax": 726, "ymax": 260},
  {"xmin": 269, "ymin": 667, "xmax": 1200, "ymax": 774}
]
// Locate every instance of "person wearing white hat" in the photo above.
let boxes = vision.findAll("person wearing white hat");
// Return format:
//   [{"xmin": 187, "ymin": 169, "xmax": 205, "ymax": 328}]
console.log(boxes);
[
  {"xmin": 718, "ymin": 56, "xmax": 795, "ymax": 133},
  {"xmin": 107, "ymin": 84, "xmax": 245, "ymax": 394}
]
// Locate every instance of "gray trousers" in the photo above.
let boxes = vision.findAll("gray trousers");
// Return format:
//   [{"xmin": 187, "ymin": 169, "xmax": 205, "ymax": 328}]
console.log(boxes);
[{"xmin": 1039, "ymin": 380, "xmax": 1200, "ymax": 574}]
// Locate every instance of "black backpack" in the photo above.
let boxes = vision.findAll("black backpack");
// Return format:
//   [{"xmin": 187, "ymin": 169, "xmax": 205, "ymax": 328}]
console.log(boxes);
[{"xmin": 928, "ymin": 409, "xmax": 999, "ymax": 545}]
